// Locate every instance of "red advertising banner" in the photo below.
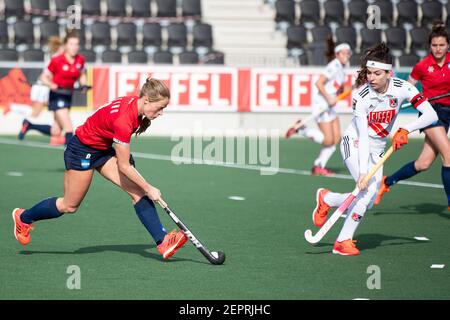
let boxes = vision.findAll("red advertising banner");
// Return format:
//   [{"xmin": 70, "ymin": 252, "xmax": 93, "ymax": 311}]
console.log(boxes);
[{"xmin": 92, "ymin": 65, "xmax": 355, "ymax": 113}]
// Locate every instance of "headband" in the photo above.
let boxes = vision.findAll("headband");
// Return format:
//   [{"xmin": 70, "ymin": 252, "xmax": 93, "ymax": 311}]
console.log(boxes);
[
  {"xmin": 334, "ymin": 43, "xmax": 351, "ymax": 53},
  {"xmin": 366, "ymin": 60, "xmax": 392, "ymax": 70}
]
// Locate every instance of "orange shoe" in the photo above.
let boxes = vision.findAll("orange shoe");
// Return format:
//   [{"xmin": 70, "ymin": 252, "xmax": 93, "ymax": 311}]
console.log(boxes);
[
  {"xmin": 312, "ymin": 188, "xmax": 331, "ymax": 227},
  {"xmin": 157, "ymin": 229, "xmax": 188, "ymax": 259},
  {"xmin": 285, "ymin": 120, "xmax": 305, "ymax": 139},
  {"xmin": 50, "ymin": 135, "xmax": 66, "ymax": 146},
  {"xmin": 311, "ymin": 165, "xmax": 336, "ymax": 176},
  {"xmin": 12, "ymin": 208, "xmax": 33, "ymax": 245},
  {"xmin": 374, "ymin": 176, "xmax": 390, "ymax": 205},
  {"xmin": 333, "ymin": 239, "xmax": 360, "ymax": 256}
]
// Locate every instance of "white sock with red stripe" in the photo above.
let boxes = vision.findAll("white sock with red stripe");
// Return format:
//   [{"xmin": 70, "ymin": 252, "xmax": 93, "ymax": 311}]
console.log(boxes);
[
  {"xmin": 300, "ymin": 128, "xmax": 324, "ymax": 144},
  {"xmin": 324, "ymin": 192, "xmax": 351, "ymax": 207},
  {"xmin": 337, "ymin": 202, "xmax": 367, "ymax": 242},
  {"xmin": 314, "ymin": 145, "xmax": 336, "ymax": 168}
]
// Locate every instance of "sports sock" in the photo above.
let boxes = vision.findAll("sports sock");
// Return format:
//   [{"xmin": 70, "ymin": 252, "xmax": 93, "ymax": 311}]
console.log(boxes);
[
  {"xmin": 337, "ymin": 201, "xmax": 367, "ymax": 242},
  {"xmin": 441, "ymin": 166, "xmax": 450, "ymax": 206},
  {"xmin": 300, "ymin": 128, "xmax": 324, "ymax": 144},
  {"xmin": 27, "ymin": 122, "xmax": 51, "ymax": 136},
  {"xmin": 324, "ymin": 192, "xmax": 351, "ymax": 207},
  {"xmin": 134, "ymin": 196, "xmax": 167, "ymax": 245},
  {"xmin": 21, "ymin": 197, "xmax": 63, "ymax": 224},
  {"xmin": 314, "ymin": 145, "xmax": 336, "ymax": 168},
  {"xmin": 385, "ymin": 161, "xmax": 418, "ymax": 186}
]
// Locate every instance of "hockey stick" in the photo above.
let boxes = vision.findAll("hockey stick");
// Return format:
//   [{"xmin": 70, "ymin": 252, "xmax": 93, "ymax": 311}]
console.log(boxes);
[
  {"xmin": 285, "ymin": 87, "xmax": 353, "ymax": 139},
  {"xmin": 400, "ymin": 91, "xmax": 450, "ymax": 110},
  {"xmin": 304, "ymin": 146, "xmax": 395, "ymax": 244},
  {"xmin": 156, "ymin": 198, "xmax": 226, "ymax": 265}
]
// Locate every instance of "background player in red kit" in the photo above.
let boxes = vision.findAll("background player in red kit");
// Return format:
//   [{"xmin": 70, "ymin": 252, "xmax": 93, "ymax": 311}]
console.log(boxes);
[
  {"xmin": 19, "ymin": 29, "xmax": 87, "ymax": 145},
  {"xmin": 375, "ymin": 21, "xmax": 450, "ymax": 209},
  {"xmin": 12, "ymin": 78, "xmax": 188, "ymax": 260}
]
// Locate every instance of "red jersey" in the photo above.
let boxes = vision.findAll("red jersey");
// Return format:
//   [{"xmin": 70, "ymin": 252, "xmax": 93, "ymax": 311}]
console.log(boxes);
[
  {"xmin": 47, "ymin": 53, "xmax": 85, "ymax": 89},
  {"xmin": 409, "ymin": 52, "xmax": 450, "ymax": 106},
  {"xmin": 76, "ymin": 96, "xmax": 142, "ymax": 150}
]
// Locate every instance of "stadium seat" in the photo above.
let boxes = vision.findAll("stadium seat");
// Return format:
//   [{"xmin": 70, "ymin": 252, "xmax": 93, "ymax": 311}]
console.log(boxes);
[
  {"xmin": 55, "ymin": 0, "xmax": 75, "ymax": 14},
  {"xmin": 286, "ymin": 25, "xmax": 308, "ymax": 50},
  {"xmin": 396, "ymin": 0, "xmax": 418, "ymax": 27},
  {"xmin": 4, "ymin": 0, "xmax": 25, "ymax": 19},
  {"xmin": 39, "ymin": 21, "xmax": 60, "ymax": 46},
  {"xmin": 128, "ymin": 50, "xmax": 148, "ymax": 64},
  {"xmin": 30, "ymin": 0, "xmax": 51, "ymax": 19},
  {"xmin": 106, "ymin": 0, "xmax": 127, "ymax": 17},
  {"xmin": 167, "ymin": 23, "xmax": 188, "ymax": 51},
  {"xmin": 350, "ymin": 53, "xmax": 362, "ymax": 66},
  {"xmin": 116, "ymin": 22, "xmax": 137, "ymax": 49},
  {"xmin": 79, "ymin": 49, "xmax": 97, "ymax": 63},
  {"xmin": 101, "ymin": 50, "xmax": 122, "ymax": 63},
  {"xmin": 182, "ymin": 0, "xmax": 202, "ymax": 17},
  {"xmin": 421, "ymin": 0, "xmax": 443, "ymax": 27},
  {"xmin": 299, "ymin": 0, "xmax": 321, "ymax": 26},
  {"xmin": 410, "ymin": 27, "xmax": 429, "ymax": 52},
  {"xmin": 130, "ymin": 0, "xmax": 152, "ymax": 17},
  {"xmin": 193, "ymin": 23, "xmax": 213, "ymax": 50},
  {"xmin": 13, "ymin": 21, "xmax": 35, "ymax": 46},
  {"xmin": 360, "ymin": 27, "xmax": 382, "ymax": 52},
  {"xmin": 385, "ymin": 27, "xmax": 407, "ymax": 52},
  {"xmin": 348, "ymin": 0, "xmax": 367, "ymax": 25},
  {"xmin": 335, "ymin": 26, "xmax": 357, "ymax": 50},
  {"xmin": 306, "ymin": 43, "xmax": 327, "ymax": 66},
  {"xmin": 310, "ymin": 26, "xmax": 332, "ymax": 43},
  {"xmin": 91, "ymin": 22, "xmax": 112, "ymax": 48},
  {"xmin": 372, "ymin": 0, "xmax": 393, "ymax": 25},
  {"xmin": 0, "ymin": 48, "xmax": 19, "ymax": 61},
  {"xmin": 23, "ymin": 48, "xmax": 45, "ymax": 61},
  {"xmin": 202, "ymin": 50, "xmax": 225, "ymax": 65},
  {"xmin": 153, "ymin": 50, "xmax": 174, "ymax": 64},
  {"xmin": 0, "ymin": 20, "xmax": 9, "ymax": 46},
  {"xmin": 275, "ymin": 0, "xmax": 296, "ymax": 25},
  {"xmin": 81, "ymin": 0, "xmax": 102, "ymax": 16},
  {"xmin": 323, "ymin": 0, "xmax": 345, "ymax": 25},
  {"xmin": 399, "ymin": 54, "xmax": 420, "ymax": 67},
  {"xmin": 298, "ymin": 52, "xmax": 308, "ymax": 65},
  {"xmin": 156, "ymin": 0, "xmax": 177, "ymax": 18},
  {"xmin": 179, "ymin": 51, "xmax": 199, "ymax": 64},
  {"xmin": 142, "ymin": 23, "xmax": 163, "ymax": 48}
]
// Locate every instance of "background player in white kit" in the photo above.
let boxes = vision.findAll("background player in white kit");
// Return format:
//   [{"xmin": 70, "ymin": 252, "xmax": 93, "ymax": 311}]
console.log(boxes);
[
  {"xmin": 296, "ymin": 39, "xmax": 352, "ymax": 176},
  {"xmin": 310, "ymin": 43, "xmax": 438, "ymax": 256}
]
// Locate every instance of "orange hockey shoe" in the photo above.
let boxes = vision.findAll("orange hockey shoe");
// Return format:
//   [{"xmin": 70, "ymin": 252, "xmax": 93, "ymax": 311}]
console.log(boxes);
[
  {"xmin": 12, "ymin": 208, "xmax": 33, "ymax": 245},
  {"xmin": 312, "ymin": 188, "xmax": 331, "ymax": 227},
  {"xmin": 333, "ymin": 239, "xmax": 360, "ymax": 256},
  {"xmin": 157, "ymin": 229, "xmax": 188, "ymax": 259}
]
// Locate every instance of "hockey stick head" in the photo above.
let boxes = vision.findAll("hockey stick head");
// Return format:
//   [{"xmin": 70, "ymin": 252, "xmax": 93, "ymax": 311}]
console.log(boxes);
[
  {"xmin": 304, "ymin": 229, "xmax": 319, "ymax": 244},
  {"xmin": 209, "ymin": 251, "xmax": 226, "ymax": 265}
]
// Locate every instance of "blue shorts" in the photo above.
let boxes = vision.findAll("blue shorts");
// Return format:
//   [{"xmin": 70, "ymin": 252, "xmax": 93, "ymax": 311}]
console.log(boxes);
[
  {"xmin": 421, "ymin": 103, "xmax": 450, "ymax": 133},
  {"xmin": 64, "ymin": 136, "xmax": 116, "ymax": 171},
  {"xmin": 48, "ymin": 90, "xmax": 72, "ymax": 111}
]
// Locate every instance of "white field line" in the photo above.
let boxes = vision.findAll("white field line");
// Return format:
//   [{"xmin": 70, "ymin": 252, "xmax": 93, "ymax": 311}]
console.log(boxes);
[{"xmin": 0, "ymin": 138, "xmax": 443, "ymax": 189}]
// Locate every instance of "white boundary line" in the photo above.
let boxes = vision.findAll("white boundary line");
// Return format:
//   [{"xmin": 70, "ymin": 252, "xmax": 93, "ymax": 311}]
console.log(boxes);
[{"xmin": 0, "ymin": 138, "xmax": 443, "ymax": 189}]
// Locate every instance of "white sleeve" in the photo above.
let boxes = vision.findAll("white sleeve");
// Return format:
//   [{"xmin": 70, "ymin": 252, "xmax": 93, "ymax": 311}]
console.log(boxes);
[
  {"xmin": 400, "ymin": 82, "xmax": 438, "ymax": 132},
  {"xmin": 352, "ymin": 96, "xmax": 370, "ymax": 174},
  {"xmin": 403, "ymin": 102, "xmax": 438, "ymax": 133}
]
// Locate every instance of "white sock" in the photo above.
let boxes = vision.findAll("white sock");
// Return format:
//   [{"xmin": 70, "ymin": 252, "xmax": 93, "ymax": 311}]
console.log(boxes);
[
  {"xmin": 324, "ymin": 192, "xmax": 351, "ymax": 207},
  {"xmin": 336, "ymin": 202, "xmax": 367, "ymax": 242},
  {"xmin": 301, "ymin": 128, "xmax": 324, "ymax": 144},
  {"xmin": 314, "ymin": 145, "xmax": 336, "ymax": 168}
]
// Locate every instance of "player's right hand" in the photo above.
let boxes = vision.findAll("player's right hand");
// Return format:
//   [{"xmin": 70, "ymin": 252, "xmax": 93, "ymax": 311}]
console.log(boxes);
[
  {"xmin": 146, "ymin": 185, "xmax": 162, "ymax": 201},
  {"xmin": 327, "ymin": 96, "xmax": 338, "ymax": 107}
]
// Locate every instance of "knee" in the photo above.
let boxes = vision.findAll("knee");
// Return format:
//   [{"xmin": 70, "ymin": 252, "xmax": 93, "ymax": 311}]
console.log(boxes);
[
  {"xmin": 414, "ymin": 160, "xmax": 432, "ymax": 172},
  {"xmin": 322, "ymin": 137, "xmax": 334, "ymax": 146}
]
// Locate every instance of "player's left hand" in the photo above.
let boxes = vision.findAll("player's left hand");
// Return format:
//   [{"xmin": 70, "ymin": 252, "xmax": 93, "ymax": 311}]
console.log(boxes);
[
  {"xmin": 392, "ymin": 128, "xmax": 409, "ymax": 150},
  {"xmin": 357, "ymin": 174, "xmax": 368, "ymax": 190}
]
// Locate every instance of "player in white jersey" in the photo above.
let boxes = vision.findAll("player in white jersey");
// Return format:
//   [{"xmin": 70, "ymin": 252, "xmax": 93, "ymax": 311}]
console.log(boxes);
[
  {"xmin": 309, "ymin": 43, "xmax": 438, "ymax": 256},
  {"xmin": 295, "ymin": 39, "xmax": 352, "ymax": 176}
]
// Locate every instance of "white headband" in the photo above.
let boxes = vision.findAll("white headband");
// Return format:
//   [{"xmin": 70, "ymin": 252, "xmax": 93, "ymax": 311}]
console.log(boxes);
[
  {"xmin": 366, "ymin": 60, "xmax": 392, "ymax": 70},
  {"xmin": 334, "ymin": 43, "xmax": 351, "ymax": 53}
]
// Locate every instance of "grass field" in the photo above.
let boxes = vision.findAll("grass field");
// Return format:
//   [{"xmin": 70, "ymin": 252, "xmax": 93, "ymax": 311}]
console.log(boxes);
[{"xmin": 0, "ymin": 135, "xmax": 449, "ymax": 300}]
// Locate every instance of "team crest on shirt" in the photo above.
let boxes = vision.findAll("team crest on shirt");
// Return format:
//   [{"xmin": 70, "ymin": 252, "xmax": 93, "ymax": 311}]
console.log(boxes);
[
  {"xmin": 76, "ymin": 63, "xmax": 82, "ymax": 69},
  {"xmin": 62, "ymin": 64, "xmax": 69, "ymax": 71},
  {"xmin": 389, "ymin": 98, "xmax": 398, "ymax": 108},
  {"xmin": 428, "ymin": 66, "xmax": 434, "ymax": 73}
]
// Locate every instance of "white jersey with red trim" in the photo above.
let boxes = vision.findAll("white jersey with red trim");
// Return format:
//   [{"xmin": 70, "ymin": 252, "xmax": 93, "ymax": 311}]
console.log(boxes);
[
  {"xmin": 313, "ymin": 58, "xmax": 346, "ymax": 105},
  {"xmin": 344, "ymin": 77, "xmax": 425, "ymax": 152}
]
